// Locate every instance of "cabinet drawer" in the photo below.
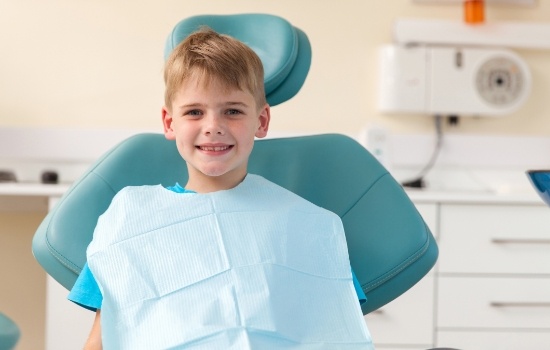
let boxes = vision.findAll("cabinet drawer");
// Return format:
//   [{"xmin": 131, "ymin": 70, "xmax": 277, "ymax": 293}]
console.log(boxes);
[
  {"xmin": 364, "ymin": 272, "xmax": 434, "ymax": 347},
  {"xmin": 439, "ymin": 204, "xmax": 550, "ymax": 274},
  {"xmin": 437, "ymin": 330, "xmax": 550, "ymax": 350},
  {"xmin": 438, "ymin": 276, "xmax": 550, "ymax": 329},
  {"xmin": 414, "ymin": 203, "xmax": 438, "ymax": 238}
]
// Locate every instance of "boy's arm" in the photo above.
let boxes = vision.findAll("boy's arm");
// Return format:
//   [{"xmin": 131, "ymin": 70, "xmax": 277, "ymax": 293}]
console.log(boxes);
[{"xmin": 84, "ymin": 310, "xmax": 102, "ymax": 350}]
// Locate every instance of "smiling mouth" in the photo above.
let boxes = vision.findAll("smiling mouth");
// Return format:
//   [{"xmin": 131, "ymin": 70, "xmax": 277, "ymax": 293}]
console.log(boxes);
[{"xmin": 197, "ymin": 145, "xmax": 233, "ymax": 151}]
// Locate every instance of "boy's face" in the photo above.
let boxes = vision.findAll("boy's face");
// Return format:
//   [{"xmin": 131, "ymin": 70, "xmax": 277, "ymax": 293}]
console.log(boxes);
[{"xmin": 162, "ymin": 75, "xmax": 270, "ymax": 193}]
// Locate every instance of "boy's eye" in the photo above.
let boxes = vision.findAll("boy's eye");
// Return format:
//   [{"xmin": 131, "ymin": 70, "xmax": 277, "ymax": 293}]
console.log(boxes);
[
  {"xmin": 185, "ymin": 109, "xmax": 202, "ymax": 117},
  {"xmin": 226, "ymin": 109, "xmax": 243, "ymax": 116}
]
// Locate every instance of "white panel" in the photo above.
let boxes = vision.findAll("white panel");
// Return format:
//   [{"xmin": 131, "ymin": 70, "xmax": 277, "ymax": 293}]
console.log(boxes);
[
  {"xmin": 437, "ymin": 330, "xmax": 550, "ymax": 350},
  {"xmin": 439, "ymin": 204, "xmax": 550, "ymax": 274},
  {"xmin": 394, "ymin": 18, "xmax": 550, "ymax": 49},
  {"xmin": 365, "ymin": 273, "xmax": 435, "ymax": 347},
  {"xmin": 0, "ymin": 127, "xmax": 152, "ymax": 161},
  {"xmin": 378, "ymin": 45, "xmax": 428, "ymax": 114},
  {"xmin": 438, "ymin": 276, "xmax": 550, "ymax": 329}
]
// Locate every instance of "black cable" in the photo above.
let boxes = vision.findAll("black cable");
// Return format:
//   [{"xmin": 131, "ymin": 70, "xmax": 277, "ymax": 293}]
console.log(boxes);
[{"xmin": 401, "ymin": 115, "xmax": 444, "ymax": 189}]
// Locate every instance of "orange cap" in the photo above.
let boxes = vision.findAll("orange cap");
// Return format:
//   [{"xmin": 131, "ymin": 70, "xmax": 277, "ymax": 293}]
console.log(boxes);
[{"xmin": 464, "ymin": 0, "xmax": 485, "ymax": 24}]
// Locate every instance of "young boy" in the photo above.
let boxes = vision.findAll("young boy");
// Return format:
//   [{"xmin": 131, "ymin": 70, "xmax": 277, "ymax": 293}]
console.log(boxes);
[{"xmin": 69, "ymin": 27, "xmax": 374, "ymax": 349}]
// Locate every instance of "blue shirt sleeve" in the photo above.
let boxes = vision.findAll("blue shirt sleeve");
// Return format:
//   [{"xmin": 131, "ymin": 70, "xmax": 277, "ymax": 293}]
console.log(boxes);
[
  {"xmin": 352, "ymin": 268, "xmax": 367, "ymax": 305},
  {"xmin": 67, "ymin": 262, "xmax": 103, "ymax": 311}
]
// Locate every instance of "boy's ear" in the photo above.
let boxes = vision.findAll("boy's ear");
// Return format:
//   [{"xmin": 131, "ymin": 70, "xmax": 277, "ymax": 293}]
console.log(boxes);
[
  {"xmin": 161, "ymin": 106, "xmax": 176, "ymax": 140},
  {"xmin": 255, "ymin": 104, "xmax": 271, "ymax": 139}
]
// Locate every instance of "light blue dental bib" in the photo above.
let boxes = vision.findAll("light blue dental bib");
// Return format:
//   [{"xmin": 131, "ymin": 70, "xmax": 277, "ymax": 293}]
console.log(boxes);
[{"xmin": 87, "ymin": 174, "xmax": 373, "ymax": 349}]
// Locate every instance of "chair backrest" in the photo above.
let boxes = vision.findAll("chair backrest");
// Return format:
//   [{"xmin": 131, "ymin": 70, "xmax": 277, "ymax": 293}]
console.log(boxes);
[
  {"xmin": 164, "ymin": 13, "xmax": 311, "ymax": 107},
  {"xmin": 32, "ymin": 14, "xmax": 437, "ymax": 315}
]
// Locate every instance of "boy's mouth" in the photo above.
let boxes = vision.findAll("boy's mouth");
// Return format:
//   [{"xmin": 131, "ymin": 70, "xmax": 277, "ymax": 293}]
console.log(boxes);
[{"xmin": 197, "ymin": 145, "xmax": 233, "ymax": 152}]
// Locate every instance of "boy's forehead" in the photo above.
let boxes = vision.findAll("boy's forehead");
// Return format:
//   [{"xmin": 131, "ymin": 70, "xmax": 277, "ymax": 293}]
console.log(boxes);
[
  {"xmin": 173, "ymin": 75, "xmax": 256, "ymax": 106},
  {"xmin": 178, "ymin": 73, "xmax": 251, "ymax": 98},
  {"xmin": 183, "ymin": 72, "xmax": 234, "ymax": 90}
]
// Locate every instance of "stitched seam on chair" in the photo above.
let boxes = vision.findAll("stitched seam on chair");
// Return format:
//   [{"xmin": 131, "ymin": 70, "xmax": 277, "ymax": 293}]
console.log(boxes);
[
  {"xmin": 340, "ymin": 172, "xmax": 389, "ymax": 219},
  {"xmin": 45, "ymin": 242, "xmax": 82, "ymax": 274},
  {"xmin": 362, "ymin": 222, "xmax": 431, "ymax": 292},
  {"xmin": 91, "ymin": 170, "xmax": 118, "ymax": 195},
  {"xmin": 44, "ymin": 171, "xmax": 115, "ymax": 274}
]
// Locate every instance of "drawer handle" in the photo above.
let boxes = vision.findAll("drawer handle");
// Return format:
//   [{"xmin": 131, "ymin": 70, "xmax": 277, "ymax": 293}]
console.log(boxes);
[
  {"xmin": 491, "ymin": 238, "xmax": 550, "ymax": 245},
  {"xmin": 490, "ymin": 302, "xmax": 550, "ymax": 308}
]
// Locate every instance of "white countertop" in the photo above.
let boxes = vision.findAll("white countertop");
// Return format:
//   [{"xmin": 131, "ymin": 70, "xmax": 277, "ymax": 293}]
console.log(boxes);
[
  {"xmin": 0, "ymin": 183, "xmax": 70, "ymax": 212},
  {"xmin": 0, "ymin": 182, "xmax": 545, "ymax": 207},
  {"xmin": 405, "ymin": 188, "xmax": 545, "ymax": 205},
  {"xmin": 0, "ymin": 182, "xmax": 70, "ymax": 197}
]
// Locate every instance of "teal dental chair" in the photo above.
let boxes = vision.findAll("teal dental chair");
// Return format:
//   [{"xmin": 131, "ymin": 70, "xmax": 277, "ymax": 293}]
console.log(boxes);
[{"xmin": 32, "ymin": 14, "xmax": 438, "ymax": 316}]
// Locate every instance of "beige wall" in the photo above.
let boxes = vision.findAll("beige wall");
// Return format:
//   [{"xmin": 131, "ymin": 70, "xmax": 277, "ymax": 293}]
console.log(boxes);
[{"xmin": 1, "ymin": 0, "xmax": 550, "ymax": 136}]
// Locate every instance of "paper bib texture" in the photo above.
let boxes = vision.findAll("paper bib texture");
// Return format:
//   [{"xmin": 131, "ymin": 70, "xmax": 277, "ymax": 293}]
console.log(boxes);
[{"xmin": 87, "ymin": 174, "xmax": 373, "ymax": 349}]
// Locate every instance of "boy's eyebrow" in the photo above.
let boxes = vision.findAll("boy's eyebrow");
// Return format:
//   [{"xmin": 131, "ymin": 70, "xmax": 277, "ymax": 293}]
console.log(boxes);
[
  {"xmin": 224, "ymin": 101, "xmax": 249, "ymax": 108},
  {"xmin": 178, "ymin": 101, "xmax": 250, "ymax": 109},
  {"xmin": 178, "ymin": 103, "xmax": 203, "ymax": 109}
]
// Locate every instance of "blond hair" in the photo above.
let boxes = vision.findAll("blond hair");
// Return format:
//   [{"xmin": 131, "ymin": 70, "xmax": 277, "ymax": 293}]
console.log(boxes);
[{"xmin": 164, "ymin": 27, "xmax": 266, "ymax": 111}]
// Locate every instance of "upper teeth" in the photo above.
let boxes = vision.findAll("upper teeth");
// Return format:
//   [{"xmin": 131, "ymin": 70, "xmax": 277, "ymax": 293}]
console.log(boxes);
[{"xmin": 201, "ymin": 146, "xmax": 229, "ymax": 151}]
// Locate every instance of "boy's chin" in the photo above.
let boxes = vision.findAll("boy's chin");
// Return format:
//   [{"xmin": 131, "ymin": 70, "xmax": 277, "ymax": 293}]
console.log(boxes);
[{"xmin": 195, "ymin": 166, "xmax": 247, "ymax": 183}]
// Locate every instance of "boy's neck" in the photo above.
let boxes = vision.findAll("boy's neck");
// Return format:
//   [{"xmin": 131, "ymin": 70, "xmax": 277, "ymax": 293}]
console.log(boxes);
[{"xmin": 185, "ymin": 172, "xmax": 248, "ymax": 193}]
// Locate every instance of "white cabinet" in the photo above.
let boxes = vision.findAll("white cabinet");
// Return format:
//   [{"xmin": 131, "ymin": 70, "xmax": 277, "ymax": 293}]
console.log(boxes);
[
  {"xmin": 365, "ymin": 273, "xmax": 435, "ymax": 349},
  {"xmin": 367, "ymin": 197, "xmax": 550, "ymax": 350},
  {"xmin": 437, "ymin": 276, "xmax": 550, "ymax": 329},
  {"xmin": 435, "ymin": 203, "xmax": 550, "ymax": 349},
  {"xmin": 437, "ymin": 331, "xmax": 550, "ymax": 350},
  {"xmin": 438, "ymin": 204, "xmax": 550, "ymax": 275}
]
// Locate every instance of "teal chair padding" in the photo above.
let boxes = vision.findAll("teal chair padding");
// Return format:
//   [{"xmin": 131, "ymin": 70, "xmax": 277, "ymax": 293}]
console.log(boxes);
[
  {"xmin": 32, "ymin": 14, "xmax": 437, "ymax": 315},
  {"xmin": 0, "ymin": 312, "xmax": 20, "ymax": 350}
]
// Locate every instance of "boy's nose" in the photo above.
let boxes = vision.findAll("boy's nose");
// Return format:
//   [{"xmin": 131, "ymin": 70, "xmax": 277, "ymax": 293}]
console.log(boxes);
[{"xmin": 204, "ymin": 115, "xmax": 225, "ymax": 135}]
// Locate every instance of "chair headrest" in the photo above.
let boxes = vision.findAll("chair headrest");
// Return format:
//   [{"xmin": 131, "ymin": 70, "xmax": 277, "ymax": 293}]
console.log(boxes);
[{"xmin": 164, "ymin": 14, "xmax": 311, "ymax": 106}]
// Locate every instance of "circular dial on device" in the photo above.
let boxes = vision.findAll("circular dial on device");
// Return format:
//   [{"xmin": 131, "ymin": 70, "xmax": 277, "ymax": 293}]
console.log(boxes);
[{"xmin": 475, "ymin": 56, "xmax": 525, "ymax": 107}]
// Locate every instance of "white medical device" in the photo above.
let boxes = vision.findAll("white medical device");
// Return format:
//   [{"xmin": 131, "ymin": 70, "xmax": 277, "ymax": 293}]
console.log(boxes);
[
  {"xmin": 378, "ymin": 44, "xmax": 531, "ymax": 117},
  {"xmin": 376, "ymin": 17, "xmax": 550, "ymax": 117}
]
